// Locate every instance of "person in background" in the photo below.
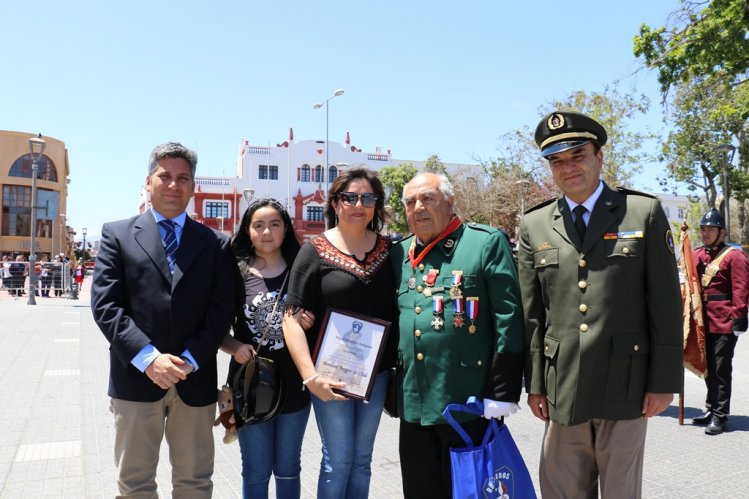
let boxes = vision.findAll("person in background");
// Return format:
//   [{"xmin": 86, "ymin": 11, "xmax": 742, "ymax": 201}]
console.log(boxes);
[
  {"xmin": 220, "ymin": 198, "xmax": 315, "ymax": 498},
  {"xmin": 691, "ymin": 208, "xmax": 749, "ymax": 435},
  {"xmin": 391, "ymin": 172, "xmax": 524, "ymax": 498},
  {"xmin": 283, "ymin": 167, "xmax": 397, "ymax": 499},
  {"xmin": 519, "ymin": 111, "xmax": 682, "ymax": 497},
  {"xmin": 74, "ymin": 262, "xmax": 85, "ymax": 291},
  {"xmin": 40, "ymin": 255, "xmax": 52, "ymax": 297},
  {"xmin": 91, "ymin": 142, "xmax": 235, "ymax": 498}
]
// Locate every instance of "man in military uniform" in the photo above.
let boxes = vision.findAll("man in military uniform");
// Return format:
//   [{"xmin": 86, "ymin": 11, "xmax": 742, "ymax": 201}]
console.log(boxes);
[
  {"xmin": 691, "ymin": 208, "xmax": 748, "ymax": 435},
  {"xmin": 518, "ymin": 111, "xmax": 683, "ymax": 497},
  {"xmin": 391, "ymin": 172, "xmax": 524, "ymax": 498}
]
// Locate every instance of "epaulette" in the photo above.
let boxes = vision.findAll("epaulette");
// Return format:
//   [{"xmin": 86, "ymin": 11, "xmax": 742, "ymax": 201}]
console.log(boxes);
[
  {"xmin": 524, "ymin": 197, "xmax": 557, "ymax": 214},
  {"xmin": 616, "ymin": 186, "xmax": 658, "ymax": 199},
  {"xmin": 465, "ymin": 222, "xmax": 498, "ymax": 234}
]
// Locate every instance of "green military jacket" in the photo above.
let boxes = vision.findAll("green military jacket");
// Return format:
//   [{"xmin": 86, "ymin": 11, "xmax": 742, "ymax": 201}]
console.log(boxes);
[
  {"xmin": 518, "ymin": 184, "xmax": 683, "ymax": 425},
  {"xmin": 391, "ymin": 221, "xmax": 524, "ymax": 425}
]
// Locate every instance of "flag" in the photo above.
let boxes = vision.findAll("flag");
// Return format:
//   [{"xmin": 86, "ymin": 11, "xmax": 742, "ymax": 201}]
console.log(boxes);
[{"xmin": 680, "ymin": 226, "xmax": 707, "ymax": 378}]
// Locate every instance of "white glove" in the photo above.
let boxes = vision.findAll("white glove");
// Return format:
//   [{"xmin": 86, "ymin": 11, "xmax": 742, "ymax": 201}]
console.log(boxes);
[
  {"xmin": 734, "ymin": 330, "xmax": 746, "ymax": 337},
  {"xmin": 483, "ymin": 398, "xmax": 520, "ymax": 419}
]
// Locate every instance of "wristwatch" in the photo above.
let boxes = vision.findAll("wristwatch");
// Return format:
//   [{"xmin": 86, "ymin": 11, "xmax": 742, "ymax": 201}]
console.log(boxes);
[{"xmin": 180, "ymin": 355, "xmax": 195, "ymax": 373}]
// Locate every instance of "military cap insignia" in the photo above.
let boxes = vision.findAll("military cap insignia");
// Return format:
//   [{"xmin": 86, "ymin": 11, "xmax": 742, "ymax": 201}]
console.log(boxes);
[
  {"xmin": 548, "ymin": 113, "xmax": 565, "ymax": 130},
  {"xmin": 665, "ymin": 230, "xmax": 675, "ymax": 254}
]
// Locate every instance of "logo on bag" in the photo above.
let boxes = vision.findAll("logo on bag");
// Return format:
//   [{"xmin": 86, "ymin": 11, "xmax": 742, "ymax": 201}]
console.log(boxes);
[{"xmin": 484, "ymin": 466, "xmax": 513, "ymax": 498}]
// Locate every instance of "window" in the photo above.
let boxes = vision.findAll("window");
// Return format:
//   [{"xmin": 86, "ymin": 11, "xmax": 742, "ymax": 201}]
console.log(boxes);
[
  {"xmin": 205, "ymin": 201, "xmax": 229, "ymax": 218},
  {"xmin": 1, "ymin": 186, "xmax": 58, "ymax": 237},
  {"xmin": 9, "ymin": 154, "xmax": 58, "ymax": 182},
  {"xmin": 301, "ymin": 165, "xmax": 310, "ymax": 182},
  {"xmin": 678, "ymin": 207, "xmax": 686, "ymax": 220},
  {"xmin": 314, "ymin": 165, "xmax": 323, "ymax": 183},
  {"xmin": 307, "ymin": 206, "xmax": 324, "ymax": 222},
  {"xmin": 328, "ymin": 165, "xmax": 338, "ymax": 184},
  {"xmin": 259, "ymin": 165, "xmax": 278, "ymax": 180}
]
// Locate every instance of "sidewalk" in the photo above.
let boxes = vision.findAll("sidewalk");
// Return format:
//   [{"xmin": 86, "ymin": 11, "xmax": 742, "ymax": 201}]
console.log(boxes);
[{"xmin": 1, "ymin": 279, "xmax": 749, "ymax": 497}]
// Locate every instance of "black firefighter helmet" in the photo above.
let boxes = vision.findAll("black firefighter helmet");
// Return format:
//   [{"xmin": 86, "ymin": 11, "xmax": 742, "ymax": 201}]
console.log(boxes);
[
  {"xmin": 233, "ymin": 356, "xmax": 285, "ymax": 427},
  {"xmin": 700, "ymin": 208, "xmax": 725, "ymax": 228}
]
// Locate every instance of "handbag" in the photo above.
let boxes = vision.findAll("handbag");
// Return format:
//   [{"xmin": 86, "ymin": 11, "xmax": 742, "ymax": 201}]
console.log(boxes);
[
  {"xmin": 443, "ymin": 396, "xmax": 536, "ymax": 499},
  {"xmin": 232, "ymin": 271, "xmax": 289, "ymax": 428}
]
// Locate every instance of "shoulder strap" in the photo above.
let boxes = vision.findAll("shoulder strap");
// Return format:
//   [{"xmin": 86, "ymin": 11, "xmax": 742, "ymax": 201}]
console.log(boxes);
[{"xmin": 701, "ymin": 246, "xmax": 737, "ymax": 288}]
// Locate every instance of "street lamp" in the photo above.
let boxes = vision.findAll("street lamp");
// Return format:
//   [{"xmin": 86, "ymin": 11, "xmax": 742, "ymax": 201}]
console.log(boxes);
[
  {"xmin": 58, "ymin": 213, "xmax": 66, "ymax": 256},
  {"xmin": 313, "ymin": 89, "xmax": 345, "ymax": 205},
  {"xmin": 243, "ymin": 187, "xmax": 256, "ymax": 207},
  {"xmin": 81, "ymin": 228, "xmax": 88, "ymax": 267},
  {"xmin": 714, "ymin": 144, "xmax": 737, "ymax": 242},
  {"xmin": 27, "ymin": 134, "xmax": 46, "ymax": 305}
]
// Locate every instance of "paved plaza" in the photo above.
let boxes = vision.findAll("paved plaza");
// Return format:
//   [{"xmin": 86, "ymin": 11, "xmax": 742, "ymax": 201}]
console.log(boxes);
[{"xmin": 2, "ymin": 277, "xmax": 749, "ymax": 498}]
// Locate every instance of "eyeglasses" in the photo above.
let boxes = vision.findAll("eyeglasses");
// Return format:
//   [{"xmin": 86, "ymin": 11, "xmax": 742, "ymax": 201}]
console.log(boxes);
[{"xmin": 337, "ymin": 192, "xmax": 378, "ymax": 208}]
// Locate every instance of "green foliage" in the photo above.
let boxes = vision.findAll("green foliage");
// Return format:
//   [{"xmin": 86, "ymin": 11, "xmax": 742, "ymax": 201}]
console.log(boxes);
[
  {"xmin": 424, "ymin": 154, "xmax": 447, "ymax": 175},
  {"xmin": 633, "ymin": 0, "xmax": 749, "ymax": 95},
  {"xmin": 379, "ymin": 162, "xmax": 419, "ymax": 235}
]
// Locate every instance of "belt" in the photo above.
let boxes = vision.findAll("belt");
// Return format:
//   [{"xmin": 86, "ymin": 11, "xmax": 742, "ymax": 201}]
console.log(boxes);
[{"xmin": 703, "ymin": 293, "xmax": 730, "ymax": 302}]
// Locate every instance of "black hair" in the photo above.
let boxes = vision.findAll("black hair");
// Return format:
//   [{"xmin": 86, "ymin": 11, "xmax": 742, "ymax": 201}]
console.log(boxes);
[
  {"xmin": 324, "ymin": 167, "xmax": 388, "ymax": 231},
  {"xmin": 231, "ymin": 199, "xmax": 300, "ymax": 277}
]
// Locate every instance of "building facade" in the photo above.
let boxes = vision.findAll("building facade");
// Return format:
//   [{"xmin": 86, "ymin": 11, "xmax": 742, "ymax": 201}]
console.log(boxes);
[{"xmin": 0, "ymin": 131, "xmax": 71, "ymax": 259}]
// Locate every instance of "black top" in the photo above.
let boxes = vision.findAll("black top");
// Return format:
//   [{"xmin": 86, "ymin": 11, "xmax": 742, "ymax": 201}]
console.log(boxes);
[
  {"xmin": 286, "ymin": 233, "xmax": 398, "ymax": 372},
  {"xmin": 227, "ymin": 268, "xmax": 309, "ymax": 414}
]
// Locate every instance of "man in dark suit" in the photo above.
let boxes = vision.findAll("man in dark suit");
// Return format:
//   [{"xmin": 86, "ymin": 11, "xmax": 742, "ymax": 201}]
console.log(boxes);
[
  {"xmin": 518, "ymin": 112, "xmax": 683, "ymax": 498},
  {"xmin": 91, "ymin": 142, "xmax": 235, "ymax": 498}
]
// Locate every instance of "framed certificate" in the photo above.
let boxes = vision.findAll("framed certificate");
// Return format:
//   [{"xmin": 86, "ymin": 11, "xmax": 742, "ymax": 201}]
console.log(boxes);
[{"xmin": 311, "ymin": 307, "xmax": 391, "ymax": 401}]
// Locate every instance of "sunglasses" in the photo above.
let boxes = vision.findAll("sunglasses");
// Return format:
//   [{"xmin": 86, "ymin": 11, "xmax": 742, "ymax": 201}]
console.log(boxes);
[{"xmin": 337, "ymin": 192, "xmax": 378, "ymax": 208}]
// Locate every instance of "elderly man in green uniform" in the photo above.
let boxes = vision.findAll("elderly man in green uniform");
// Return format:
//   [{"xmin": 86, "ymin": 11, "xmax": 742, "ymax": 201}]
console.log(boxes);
[
  {"xmin": 518, "ymin": 111, "xmax": 683, "ymax": 498},
  {"xmin": 392, "ymin": 172, "xmax": 524, "ymax": 498}
]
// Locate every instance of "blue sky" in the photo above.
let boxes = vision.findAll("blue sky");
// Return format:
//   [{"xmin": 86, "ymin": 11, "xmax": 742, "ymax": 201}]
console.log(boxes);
[{"xmin": 2, "ymin": 1, "xmax": 680, "ymax": 239}]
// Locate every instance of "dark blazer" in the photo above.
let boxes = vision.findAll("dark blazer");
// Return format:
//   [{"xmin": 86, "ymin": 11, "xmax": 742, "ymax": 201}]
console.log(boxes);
[
  {"xmin": 518, "ymin": 184, "xmax": 683, "ymax": 425},
  {"xmin": 91, "ymin": 212, "xmax": 235, "ymax": 407}
]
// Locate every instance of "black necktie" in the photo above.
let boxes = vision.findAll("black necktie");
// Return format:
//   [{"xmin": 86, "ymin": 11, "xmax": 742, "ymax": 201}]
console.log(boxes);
[{"xmin": 573, "ymin": 205, "xmax": 587, "ymax": 240}]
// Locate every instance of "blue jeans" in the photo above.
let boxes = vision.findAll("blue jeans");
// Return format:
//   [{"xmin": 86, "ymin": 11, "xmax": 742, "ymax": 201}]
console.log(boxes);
[
  {"xmin": 311, "ymin": 371, "xmax": 389, "ymax": 499},
  {"xmin": 237, "ymin": 403, "xmax": 311, "ymax": 499}
]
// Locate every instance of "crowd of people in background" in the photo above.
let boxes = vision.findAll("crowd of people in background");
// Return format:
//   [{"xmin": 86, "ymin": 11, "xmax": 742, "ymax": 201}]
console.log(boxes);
[{"xmin": 1, "ymin": 253, "xmax": 79, "ymax": 298}]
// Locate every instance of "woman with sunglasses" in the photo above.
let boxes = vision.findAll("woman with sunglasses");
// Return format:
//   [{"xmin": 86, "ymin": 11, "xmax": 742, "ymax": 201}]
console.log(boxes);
[
  {"xmin": 221, "ymin": 199, "xmax": 315, "ymax": 499},
  {"xmin": 283, "ymin": 167, "xmax": 398, "ymax": 499}
]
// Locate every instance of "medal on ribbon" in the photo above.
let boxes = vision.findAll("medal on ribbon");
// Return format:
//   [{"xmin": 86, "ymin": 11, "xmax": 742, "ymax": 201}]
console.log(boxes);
[
  {"xmin": 423, "ymin": 269, "xmax": 439, "ymax": 286},
  {"xmin": 432, "ymin": 295, "xmax": 444, "ymax": 331},
  {"xmin": 408, "ymin": 274, "xmax": 416, "ymax": 289},
  {"xmin": 466, "ymin": 297, "xmax": 479, "ymax": 333},
  {"xmin": 449, "ymin": 270, "xmax": 463, "ymax": 298},
  {"xmin": 452, "ymin": 296, "xmax": 465, "ymax": 328}
]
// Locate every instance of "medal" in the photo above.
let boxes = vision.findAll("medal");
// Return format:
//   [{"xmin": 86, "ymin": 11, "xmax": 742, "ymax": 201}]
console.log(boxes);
[
  {"xmin": 450, "ymin": 270, "xmax": 463, "ymax": 298},
  {"xmin": 432, "ymin": 296, "xmax": 444, "ymax": 331},
  {"xmin": 452, "ymin": 297, "xmax": 465, "ymax": 328},
  {"xmin": 408, "ymin": 275, "xmax": 416, "ymax": 289},
  {"xmin": 423, "ymin": 287, "xmax": 432, "ymax": 297},
  {"xmin": 424, "ymin": 269, "xmax": 439, "ymax": 286},
  {"xmin": 466, "ymin": 297, "xmax": 479, "ymax": 334}
]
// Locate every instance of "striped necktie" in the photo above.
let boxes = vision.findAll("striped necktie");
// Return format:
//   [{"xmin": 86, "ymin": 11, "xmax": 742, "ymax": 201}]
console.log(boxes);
[{"xmin": 159, "ymin": 219, "xmax": 178, "ymax": 273}]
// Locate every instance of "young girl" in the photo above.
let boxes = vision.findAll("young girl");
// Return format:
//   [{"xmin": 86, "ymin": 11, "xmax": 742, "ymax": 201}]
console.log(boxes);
[{"xmin": 221, "ymin": 199, "xmax": 314, "ymax": 499}]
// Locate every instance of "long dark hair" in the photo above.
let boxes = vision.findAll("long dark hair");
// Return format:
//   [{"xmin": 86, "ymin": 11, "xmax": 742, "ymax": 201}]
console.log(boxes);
[
  {"xmin": 324, "ymin": 167, "xmax": 387, "ymax": 231},
  {"xmin": 231, "ymin": 199, "xmax": 300, "ymax": 278}
]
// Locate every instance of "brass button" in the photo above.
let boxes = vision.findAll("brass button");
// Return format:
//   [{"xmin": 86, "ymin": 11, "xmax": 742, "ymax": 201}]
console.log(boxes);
[
  {"xmin": 579, "ymin": 259, "xmax": 587, "ymax": 268},
  {"xmin": 415, "ymin": 329, "xmax": 422, "ymax": 337},
  {"xmin": 580, "ymin": 323, "xmax": 589, "ymax": 332},
  {"xmin": 418, "ymin": 263, "xmax": 425, "ymax": 271},
  {"xmin": 623, "ymin": 247, "xmax": 630, "ymax": 255},
  {"xmin": 545, "ymin": 345, "xmax": 549, "ymax": 352},
  {"xmin": 417, "ymin": 285, "xmax": 424, "ymax": 293},
  {"xmin": 578, "ymin": 280, "xmax": 587, "ymax": 289},
  {"xmin": 579, "ymin": 304, "xmax": 588, "ymax": 313},
  {"xmin": 540, "ymin": 258, "xmax": 547, "ymax": 265},
  {"xmin": 416, "ymin": 353, "xmax": 424, "ymax": 360},
  {"xmin": 477, "ymin": 360, "xmax": 483, "ymax": 366},
  {"xmin": 634, "ymin": 344, "xmax": 640, "ymax": 352},
  {"xmin": 415, "ymin": 306, "xmax": 422, "ymax": 314}
]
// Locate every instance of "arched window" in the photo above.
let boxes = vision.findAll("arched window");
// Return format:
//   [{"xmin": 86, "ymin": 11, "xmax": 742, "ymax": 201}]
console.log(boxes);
[
  {"xmin": 9, "ymin": 154, "xmax": 58, "ymax": 182},
  {"xmin": 328, "ymin": 165, "xmax": 338, "ymax": 184},
  {"xmin": 301, "ymin": 164, "xmax": 311, "ymax": 182},
  {"xmin": 314, "ymin": 165, "xmax": 323, "ymax": 183}
]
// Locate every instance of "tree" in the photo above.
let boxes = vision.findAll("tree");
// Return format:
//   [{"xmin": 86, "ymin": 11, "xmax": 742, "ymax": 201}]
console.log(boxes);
[
  {"xmin": 633, "ymin": 0, "xmax": 749, "ymax": 96},
  {"xmin": 424, "ymin": 154, "xmax": 447, "ymax": 175},
  {"xmin": 545, "ymin": 88, "xmax": 656, "ymax": 188},
  {"xmin": 379, "ymin": 162, "xmax": 419, "ymax": 235}
]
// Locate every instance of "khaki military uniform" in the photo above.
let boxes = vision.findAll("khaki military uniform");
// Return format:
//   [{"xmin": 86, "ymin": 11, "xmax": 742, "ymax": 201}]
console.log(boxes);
[
  {"xmin": 518, "ymin": 184, "xmax": 683, "ymax": 426},
  {"xmin": 391, "ymin": 221, "xmax": 524, "ymax": 425}
]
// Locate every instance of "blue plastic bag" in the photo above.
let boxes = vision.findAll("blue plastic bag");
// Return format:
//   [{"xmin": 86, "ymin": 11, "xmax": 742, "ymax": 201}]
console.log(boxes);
[{"xmin": 443, "ymin": 396, "xmax": 536, "ymax": 499}]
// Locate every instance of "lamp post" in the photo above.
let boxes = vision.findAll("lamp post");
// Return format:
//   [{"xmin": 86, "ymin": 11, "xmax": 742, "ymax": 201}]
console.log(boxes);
[
  {"xmin": 243, "ymin": 187, "xmax": 256, "ymax": 207},
  {"xmin": 81, "ymin": 228, "xmax": 87, "ymax": 267},
  {"xmin": 58, "ymin": 213, "xmax": 66, "ymax": 256},
  {"xmin": 313, "ymin": 89, "xmax": 345, "ymax": 205},
  {"xmin": 27, "ymin": 135, "xmax": 46, "ymax": 305},
  {"xmin": 715, "ymin": 144, "xmax": 737, "ymax": 242}
]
